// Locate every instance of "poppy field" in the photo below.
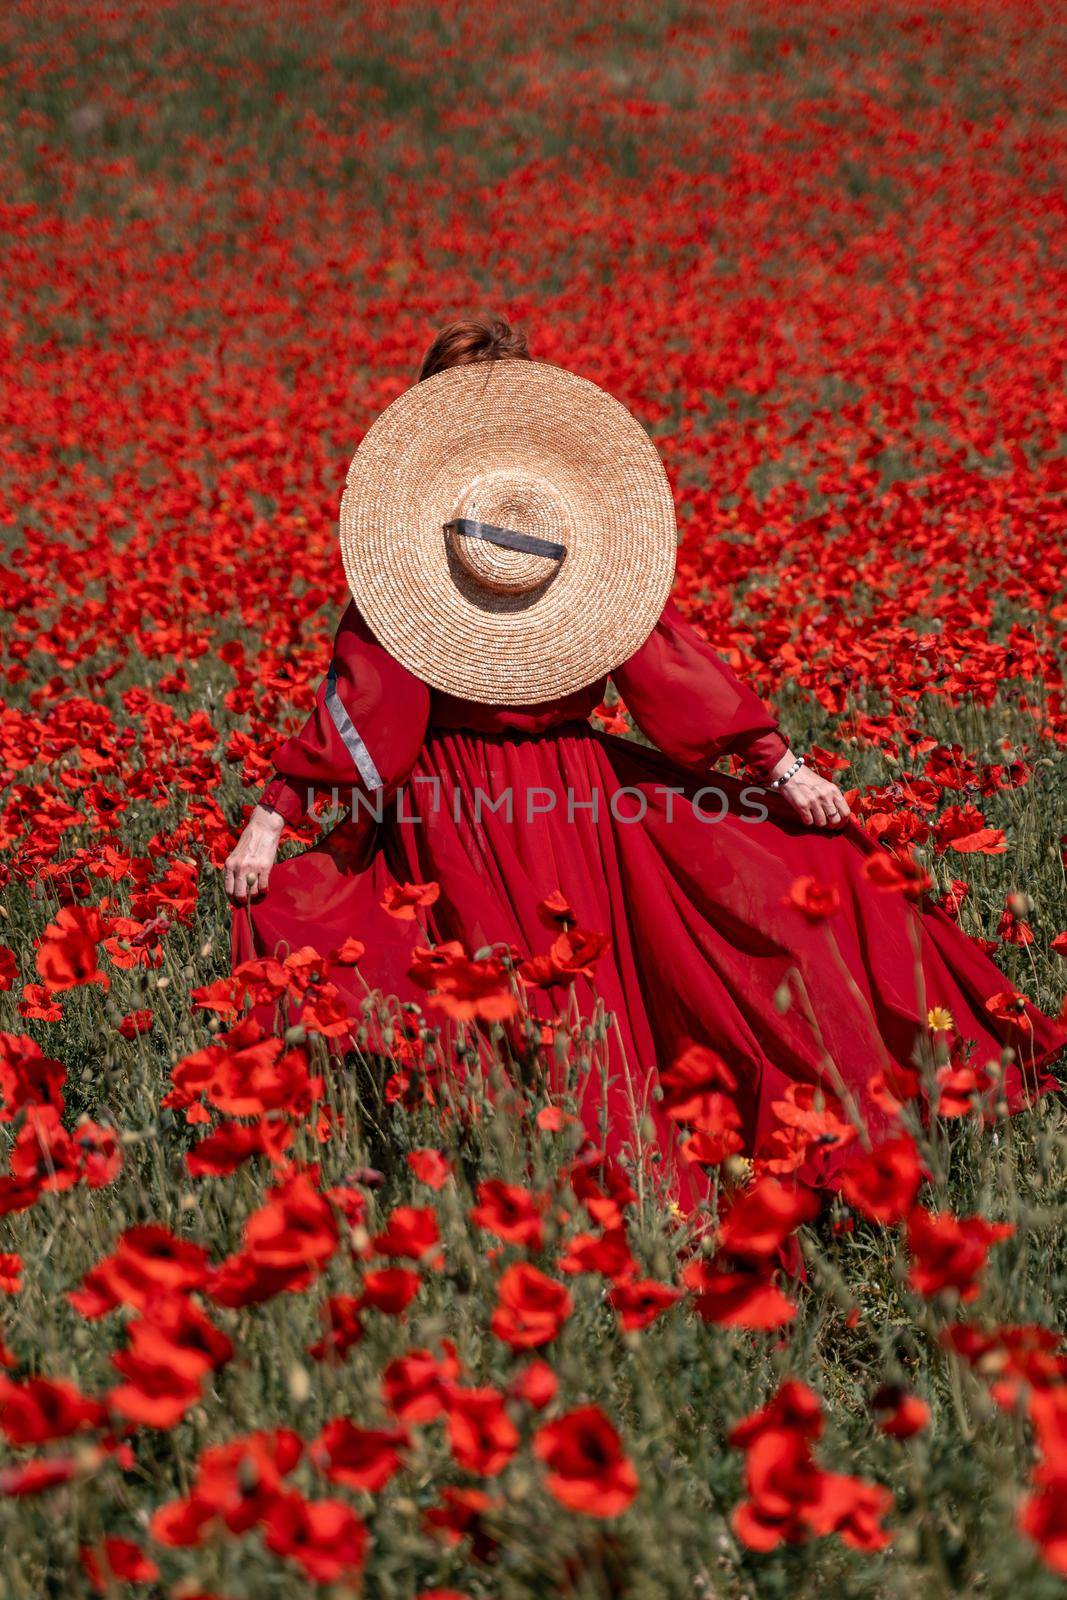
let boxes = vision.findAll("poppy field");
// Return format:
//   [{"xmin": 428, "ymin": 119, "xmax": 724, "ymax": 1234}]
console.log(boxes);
[{"xmin": 2, "ymin": 1, "xmax": 1067, "ymax": 1595}]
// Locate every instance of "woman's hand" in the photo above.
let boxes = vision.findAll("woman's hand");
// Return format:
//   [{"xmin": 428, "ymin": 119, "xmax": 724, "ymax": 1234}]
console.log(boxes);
[
  {"xmin": 768, "ymin": 753, "xmax": 851, "ymax": 829},
  {"xmin": 225, "ymin": 805, "xmax": 285, "ymax": 903}
]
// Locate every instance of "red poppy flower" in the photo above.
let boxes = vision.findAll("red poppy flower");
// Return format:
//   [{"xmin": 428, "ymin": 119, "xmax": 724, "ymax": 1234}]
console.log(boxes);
[
  {"xmin": 408, "ymin": 1147, "xmax": 451, "ymax": 1188},
  {"xmin": 717, "ymin": 1176, "xmax": 820, "ymax": 1262},
  {"xmin": 263, "ymin": 1492, "xmax": 367, "ymax": 1583},
  {"xmin": 470, "ymin": 1179, "xmax": 546, "ymax": 1250},
  {"xmin": 805, "ymin": 1471, "xmax": 894, "ymax": 1551},
  {"xmin": 445, "ymin": 1384, "xmax": 520, "ymax": 1475},
  {"xmin": 191, "ymin": 976, "xmax": 244, "ymax": 1017},
  {"xmin": 107, "ymin": 1350, "xmax": 205, "ymax": 1429},
  {"xmin": 80, "ymin": 1537, "xmax": 159, "ymax": 1591},
  {"xmin": 186, "ymin": 1120, "xmax": 289, "ymax": 1178},
  {"xmin": 107, "ymin": 1297, "xmax": 232, "ymax": 1429},
  {"xmin": 728, "ymin": 1379, "xmax": 825, "ymax": 1450},
  {"xmin": 659, "ymin": 1041, "xmax": 738, "ymax": 1124},
  {"xmin": 9, "ymin": 1106, "xmax": 80, "ymax": 1194},
  {"xmin": 0, "ymin": 1033, "xmax": 66, "ymax": 1120},
  {"xmin": 730, "ymin": 1426, "xmax": 826, "ymax": 1550},
  {"xmin": 329, "ymin": 936, "xmax": 366, "ymax": 965},
  {"xmin": 299, "ymin": 982, "xmax": 357, "ymax": 1038},
  {"xmin": 1019, "ymin": 1477, "xmax": 1067, "ymax": 1578},
  {"xmin": 536, "ymin": 1103, "xmax": 581, "ymax": 1133},
  {"xmin": 326, "ymin": 1183, "xmax": 370, "ymax": 1225},
  {"xmin": 997, "ymin": 899, "xmax": 1034, "ymax": 947},
  {"xmin": 771, "ymin": 1083, "xmax": 856, "ymax": 1151},
  {"xmin": 608, "ymin": 1277, "xmax": 682, "ymax": 1330},
  {"xmin": 310, "ymin": 1418, "xmax": 408, "ymax": 1491},
  {"xmin": 868, "ymin": 1059, "xmax": 924, "ymax": 1115},
  {"xmin": 75, "ymin": 1118, "xmax": 122, "ymax": 1188},
  {"xmin": 380, "ymin": 880, "xmax": 440, "ymax": 920},
  {"xmin": 546, "ymin": 926, "xmax": 612, "ymax": 980},
  {"xmin": 17, "ymin": 984, "xmax": 63, "ymax": 1022},
  {"xmin": 1019, "ymin": 1386, "xmax": 1067, "ymax": 1574},
  {"xmin": 428, "ymin": 952, "xmax": 518, "ymax": 1023},
  {"xmin": 508, "ymin": 1358, "xmax": 558, "ymax": 1409},
  {"xmin": 308, "ymin": 1294, "xmax": 365, "ymax": 1363},
  {"xmin": 383, "ymin": 1346, "xmax": 462, "ymax": 1423},
  {"xmin": 682, "ymin": 1258, "xmax": 798, "ymax": 1329},
  {"xmin": 729, "ymin": 1381, "xmax": 892, "ymax": 1552},
  {"xmin": 906, "ymin": 1207, "xmax": 1013, "ymax": 1301},
  {"xmin": 35, "ymin": 905, "xmax": 109, "ymax": 990},
  {"xmin": 985, "ymin": 990, "xmax": 1033, "ymax": 1030},
  {"xmin": 152, "ymin": 1435, "xmax": 295, "ymax": 1549},
  {"xmin": 407, "ymin": 940, "xmax": 466, "ymax": 989},
  {"xmin": 784, "ymin": 876, "xmax": 841, "ymax": 920},
  {"xmin": 944, "ymin": 1322, "xmax": 1067, "ymax": 1410},
  {"xmin": 359, "ymin": 1266, "xmax": 421, "ymax": 1314},
  {"xmin": 936, "ymin": 1059, "xmax": 998, "ymax": 1118},
  {"xmin": 537, "ymin": 889, "xmax": 575, "ymax": 929},
  {"xmin": 936, "ymin": 804, "xmax": 1006, "ymax": 855},
  {"xmin": 422, "ymin": 1485, "xmax": 500, "ymax": 1558},
  {"xmin": 130, "ymin": 1295, "xmax": 233, "ymax": 1380},
  {"xmin": 840, "ymin": 1133, "xmax": 924, "ymax": 1224},
  {"xmin": 213, "ymin": 1170, "xmax": 339, "ymax": 1306},
  {"xmin": 94, "ymin": 1224, "xmax": 211, "ymax": 1310},
  {"xmin": 559, "ymin": 1226, "xmax": 636, "ymax": 1281},
  {"xmin": 681, "ymin": 1123, "xmax": 747, "ymax": 1167},
  {"xmin": 871, "ymin": 1383, "xmax": 929, "ymax": 1438},
  {"xmin": 0, "ymin": 1455, "xmax": 82, "ymax": 1497},
  {"xmin": 0, "ymin": 947, "xmax": 17, "ymax": 991},
  {"xmin": 534, "ymin": 1405, "xmax": 638, "ymax": 1516},
  {"xmin": 490, "ymin": 1262, "xmax": 573, "ymax": 1349},
  {"xmin": 373, "ymin": 1204, "xmax": 440, "ymax": 1260},
  {"xmin": 862, "ymin": 851, "xmax": 932, "ymax": 899},
  {"xmin": 117, "ymin": 1008, "xmax": 154, "ymax": 1038},
  {"xmin": 0, "ymin": 1375, "xmax": 107, "ymax": 1445}
]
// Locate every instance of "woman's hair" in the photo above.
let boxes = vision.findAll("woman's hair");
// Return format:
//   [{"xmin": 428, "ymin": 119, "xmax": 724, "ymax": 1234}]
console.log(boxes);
[{"xmin": 417, "ymin": 315, "xmax": 532, "ymax": 381}]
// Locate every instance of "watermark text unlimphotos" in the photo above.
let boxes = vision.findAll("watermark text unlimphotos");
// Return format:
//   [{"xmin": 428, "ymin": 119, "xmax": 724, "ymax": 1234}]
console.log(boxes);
[{"xmin": 305, "ymin": 780, "xmax": 772, "ymax": 826}]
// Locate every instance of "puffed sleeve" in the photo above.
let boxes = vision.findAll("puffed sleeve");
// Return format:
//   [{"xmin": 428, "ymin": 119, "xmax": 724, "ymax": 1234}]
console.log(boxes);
[
  {"xmin": 611, "ymin": 600, "xmax": 790, "ymax": 781},
  {"xmin": 259, "ymin": 602, "xmax": 431, "ymax": 824}
]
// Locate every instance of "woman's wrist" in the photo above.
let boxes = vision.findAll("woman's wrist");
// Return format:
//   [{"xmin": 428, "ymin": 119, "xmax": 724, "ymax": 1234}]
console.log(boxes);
[
  {"xmin": 258, "ymin": 774, "xmax": 306, "ymax": 826},
  {"xmin": 253, "ymin": 803, "xmax": 286, "ymax": 833},
  {"xmin": 768, "ymin": 753, "xmax": 805, "ymax": 790},
  {"xmin": 737, "ymin": 729, "xmax": 791, "ymax": 784},
  {"xmin": 768, "ymin": 749, "xmax": 800, "ymax": 784}
]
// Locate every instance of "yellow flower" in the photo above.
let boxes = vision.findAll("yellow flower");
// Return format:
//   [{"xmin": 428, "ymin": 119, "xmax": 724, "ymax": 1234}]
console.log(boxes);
[{"xmin": 927, "ymin": 1006, "xmax": 955, "ymax": 1033}]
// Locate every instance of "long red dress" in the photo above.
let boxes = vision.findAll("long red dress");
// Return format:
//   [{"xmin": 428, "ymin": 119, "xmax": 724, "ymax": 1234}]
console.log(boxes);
[{"xmin": 233, "ymin": 599, "xmax": 1063, "ymax": 1204}]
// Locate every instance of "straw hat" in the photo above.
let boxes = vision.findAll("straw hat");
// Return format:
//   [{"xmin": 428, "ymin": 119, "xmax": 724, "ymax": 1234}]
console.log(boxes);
[{"xmin": 338, "ymin": 359, "xmax": 677, "ymax": 705}]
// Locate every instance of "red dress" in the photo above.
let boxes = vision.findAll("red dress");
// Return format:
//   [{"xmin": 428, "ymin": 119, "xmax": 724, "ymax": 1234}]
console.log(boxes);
[{"xmin": 234, "ymin": 600, "xmax": 1063, "ymax": 1204}]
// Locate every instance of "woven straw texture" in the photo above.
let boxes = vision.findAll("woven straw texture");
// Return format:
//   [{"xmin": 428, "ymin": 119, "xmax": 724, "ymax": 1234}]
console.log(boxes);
[{"xmin": 339, "ymin": 360, "xmax": 678, "ymax": 705}]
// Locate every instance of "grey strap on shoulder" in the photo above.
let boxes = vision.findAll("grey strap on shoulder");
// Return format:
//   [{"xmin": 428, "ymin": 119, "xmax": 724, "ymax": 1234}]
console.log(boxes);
[{"xmin": 325, "ymin": 661, "xmax": 383, "ymax": 793}]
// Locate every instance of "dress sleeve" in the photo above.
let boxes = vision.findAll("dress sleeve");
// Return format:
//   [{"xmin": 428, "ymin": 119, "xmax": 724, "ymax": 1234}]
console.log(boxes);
[
  {"xmin": 259, "ymin": 602, "xmax": 431, "ymax": 824},
  {"xmin": 610, "ymin": 599, "xmax": 790, "ymax": 781}
]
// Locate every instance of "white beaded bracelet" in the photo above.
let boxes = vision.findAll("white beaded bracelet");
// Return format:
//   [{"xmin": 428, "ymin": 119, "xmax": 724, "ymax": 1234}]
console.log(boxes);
[{"xmin": 769, "ymin": 755, "xmax": 805, "ymax": 790}]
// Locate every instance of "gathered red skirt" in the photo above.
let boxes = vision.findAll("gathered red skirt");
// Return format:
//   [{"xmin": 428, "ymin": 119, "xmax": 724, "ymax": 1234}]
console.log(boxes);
[{"xmin": 233, "ymin": 724, "xmax": 1064, "ymax": 1207}]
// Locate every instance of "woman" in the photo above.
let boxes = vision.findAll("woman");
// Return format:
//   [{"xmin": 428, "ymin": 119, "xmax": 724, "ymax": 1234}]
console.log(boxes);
[{"xmin": 229, "ymin": 316, "xmax": 1063, "ymax": 1204}]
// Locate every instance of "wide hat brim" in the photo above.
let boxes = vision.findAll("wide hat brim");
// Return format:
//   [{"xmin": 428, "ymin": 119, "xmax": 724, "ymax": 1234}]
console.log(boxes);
[{"xmin": 339, "ymin": 360, "xmax": 678, "ymax": 705}]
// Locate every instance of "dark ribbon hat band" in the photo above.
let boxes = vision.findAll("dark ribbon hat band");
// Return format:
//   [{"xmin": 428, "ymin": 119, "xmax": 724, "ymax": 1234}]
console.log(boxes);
[{"xmin": 443, "ymin": 517, "xmax": 566, "ymax": 562}]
